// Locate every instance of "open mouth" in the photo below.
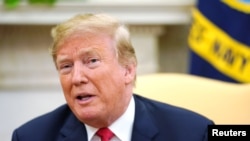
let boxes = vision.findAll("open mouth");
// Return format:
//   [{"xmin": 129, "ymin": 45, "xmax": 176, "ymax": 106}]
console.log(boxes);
[{"xmin": 76, "ymin": 95, "xmax": 93, "ymax": 101}]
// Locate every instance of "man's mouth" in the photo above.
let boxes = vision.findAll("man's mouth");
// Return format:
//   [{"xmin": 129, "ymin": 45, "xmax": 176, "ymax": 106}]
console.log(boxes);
[{"xmin": 76, "ymin": 94, "xmax": 93, "ymax": 101}]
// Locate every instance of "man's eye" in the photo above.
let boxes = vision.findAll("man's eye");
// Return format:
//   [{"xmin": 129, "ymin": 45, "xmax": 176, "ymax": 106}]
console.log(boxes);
[
  {"xmin": 61, "ymin": 64, "xmax": 71, "ymax": 69},
  {"xmin": 86, "ymin": 58, "xmax": 100, "ymax": 68},
  {"xmin": 58, "ymin": 64, "xmax": 72, "ymax": 74},
  {"xmin": 90, "ymin": 58, "xmax": 99, "ymax": 63}
]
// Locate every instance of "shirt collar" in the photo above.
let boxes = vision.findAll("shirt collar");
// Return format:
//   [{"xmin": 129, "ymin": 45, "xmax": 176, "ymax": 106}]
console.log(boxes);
[{"xmin": 85, "ymin": 96, "xmax": 135, "ymax": 141}]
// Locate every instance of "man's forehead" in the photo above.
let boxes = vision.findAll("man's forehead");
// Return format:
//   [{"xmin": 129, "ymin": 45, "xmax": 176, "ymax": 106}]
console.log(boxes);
[{"xmin": 57, "ymin": 47, "xmax": 99, "ymax": 58}]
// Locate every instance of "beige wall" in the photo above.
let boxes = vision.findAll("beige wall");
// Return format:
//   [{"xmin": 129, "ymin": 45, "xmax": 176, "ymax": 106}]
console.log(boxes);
[
  {"xmin": 159, "ymin": 24, "xmax": 191, "ymax": 73},
  {"xmin": 0, "ymin": 25, "xmax": 60, "ymax": 89}
]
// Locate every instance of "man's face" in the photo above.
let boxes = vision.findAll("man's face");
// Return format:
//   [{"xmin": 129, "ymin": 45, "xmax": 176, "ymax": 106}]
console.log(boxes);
[{"xmin": 56, "ymin": 33, "xmax": 134, "ymax": 127}]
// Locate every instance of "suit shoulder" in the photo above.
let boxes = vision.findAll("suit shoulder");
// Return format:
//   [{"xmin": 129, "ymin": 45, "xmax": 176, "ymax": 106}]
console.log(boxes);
[
  {"xmin": 133, "ymin": 95, "xmax": 214, "ymax": 140},
  {"xmin": 12, "ymin": 104, "xmax": 72, "ymax": 139}
]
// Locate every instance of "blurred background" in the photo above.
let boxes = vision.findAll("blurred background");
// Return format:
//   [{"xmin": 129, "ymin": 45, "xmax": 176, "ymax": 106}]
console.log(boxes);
[{"xmin": 1, "ymin": 0, "xmax": 249, "ymax": 140}]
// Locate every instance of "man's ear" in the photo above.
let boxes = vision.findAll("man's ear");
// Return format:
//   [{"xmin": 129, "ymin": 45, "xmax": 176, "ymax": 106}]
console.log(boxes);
[{"xmin": 124, "ymin": 63, "xmax": 136, "ymax": 84}]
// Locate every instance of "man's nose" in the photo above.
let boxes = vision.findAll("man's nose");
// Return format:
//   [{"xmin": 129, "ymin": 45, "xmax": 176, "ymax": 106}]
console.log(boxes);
[{"xmin": 72, "ymin": 62, "xmax": 88, "ymax": 85}]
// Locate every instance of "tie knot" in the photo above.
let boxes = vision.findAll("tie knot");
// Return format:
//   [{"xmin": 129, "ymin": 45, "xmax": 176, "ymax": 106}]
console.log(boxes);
[{"xmin": 96, "ymin": 128, "xmax": 114, "ymax": 141}]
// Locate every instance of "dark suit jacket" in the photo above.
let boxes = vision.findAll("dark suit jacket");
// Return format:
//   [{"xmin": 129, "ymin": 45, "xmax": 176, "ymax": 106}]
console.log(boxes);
[{"xmin": 12, "ymin": 94, "xmax": 214, "ymax": 141}]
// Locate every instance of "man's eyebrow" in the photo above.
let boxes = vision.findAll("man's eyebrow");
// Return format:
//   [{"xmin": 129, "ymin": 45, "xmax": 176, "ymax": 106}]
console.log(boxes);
[
  {"xmin": 78, "ymin": 48, "xmax": 101, "ymax": 58},
  {"xmin": 79, "ymin": 48, "xmax": 97, "ymax": 55},
  {"xmin": 56, "ymin": 55, "xmax": 70, "ymax": 64},
  {"xmin": 56, "ymin": 48, "xmax": 99, "ymax": 63}
]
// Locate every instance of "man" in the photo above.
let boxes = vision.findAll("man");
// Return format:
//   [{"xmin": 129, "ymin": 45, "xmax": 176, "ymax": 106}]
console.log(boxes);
[{"xmin": 12, "ymin": 13, "xmax": 214, "ymax": 141}]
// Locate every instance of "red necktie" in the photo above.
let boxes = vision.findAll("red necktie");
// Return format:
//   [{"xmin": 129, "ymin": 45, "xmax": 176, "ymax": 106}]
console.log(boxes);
[{"xmin": 96, "ymin": 127, "xmax": 114, "ymax": 141}]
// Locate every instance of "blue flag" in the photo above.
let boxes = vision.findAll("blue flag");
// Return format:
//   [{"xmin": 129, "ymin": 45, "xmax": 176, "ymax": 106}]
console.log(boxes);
[{"xmin": 188, "ymin": 0, "xmax": 250, "ymax": 83}]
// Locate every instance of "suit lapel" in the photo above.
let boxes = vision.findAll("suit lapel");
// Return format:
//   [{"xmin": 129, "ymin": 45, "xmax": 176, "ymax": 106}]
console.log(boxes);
[
  {"xmin": 131, "ymin": 95, "xmax": 159, "ymax": 141},
  {"xmin": 58, "ymin": 113, "xmax": 88, "ymax": 141}
]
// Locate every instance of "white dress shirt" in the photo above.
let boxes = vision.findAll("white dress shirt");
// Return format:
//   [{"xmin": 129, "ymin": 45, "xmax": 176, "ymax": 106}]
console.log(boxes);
[{"xmin": 85, "ymin": 96, "xmax": 135, "ymax": 141}]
